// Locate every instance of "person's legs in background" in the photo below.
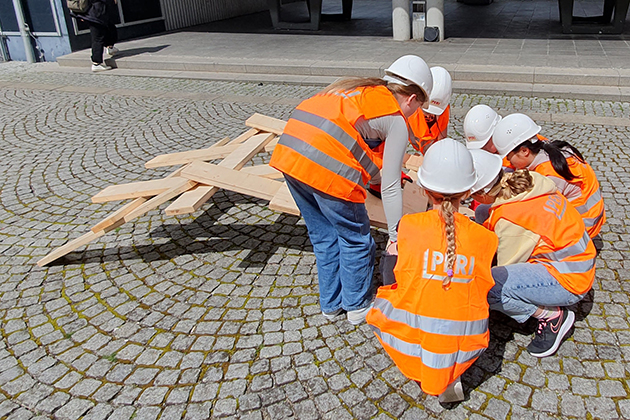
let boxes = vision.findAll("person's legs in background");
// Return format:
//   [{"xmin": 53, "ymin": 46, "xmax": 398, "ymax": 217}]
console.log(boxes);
[
  {"xmin": 89, "ymin": 23, "xmax": 110, "ymax": 71},
  {"xmin": 104, "ymin": 23, "xmax": 119, "ymax": 56}
]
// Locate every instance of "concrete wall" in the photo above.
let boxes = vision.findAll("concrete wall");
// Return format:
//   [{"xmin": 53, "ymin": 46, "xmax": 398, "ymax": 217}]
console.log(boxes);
[{"xmin": 160, "ymin": 0, "xmax": 268, "ymax": 31}]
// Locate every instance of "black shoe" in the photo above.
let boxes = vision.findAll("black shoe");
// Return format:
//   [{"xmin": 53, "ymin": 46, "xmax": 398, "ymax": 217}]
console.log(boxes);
[{"xmin": 527, "ymin": 309, "xmax": 575, "ymax": 358}]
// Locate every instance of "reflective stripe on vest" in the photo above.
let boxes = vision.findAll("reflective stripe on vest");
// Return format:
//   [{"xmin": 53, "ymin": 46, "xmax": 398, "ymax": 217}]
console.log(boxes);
[
  {"xmin": 531, "ymin": 231, "xmax": 596, "ymax": 274},
  {"xmin": 370, "ymin": 327, "xmax": 486, "ymax": 370},
  {"xmin": 575, "ymin": 189, "xmax": 602, "ymax": 214},
  {"xmin": 373, "ymin": 298, "xmax": 488, "ymax": 336},
  {"xmin": 289, "ymin": 109, "xmax": 381, "ymax": 179},
  {"xmin": 583, "ymin": 211, "xmax": 604, "ymax": 228},
  {"xmin": 278, "ymin": 134, "xmax": 363, "ymax": 186}
]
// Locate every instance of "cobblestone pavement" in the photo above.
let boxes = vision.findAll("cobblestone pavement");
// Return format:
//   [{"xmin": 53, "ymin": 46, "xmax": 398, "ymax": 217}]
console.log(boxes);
[{"xmin": 1, "ymin": 61, "xmax": 629, "ymax": 420}]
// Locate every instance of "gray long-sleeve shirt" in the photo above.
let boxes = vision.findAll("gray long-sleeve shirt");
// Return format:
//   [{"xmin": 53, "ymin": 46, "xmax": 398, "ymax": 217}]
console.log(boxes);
[{"xmin": 355, "ymin": 114, "xmax": 410, "ymax": 242}]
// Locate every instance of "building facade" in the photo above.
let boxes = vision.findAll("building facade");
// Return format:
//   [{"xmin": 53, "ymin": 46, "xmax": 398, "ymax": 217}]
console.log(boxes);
[{"xmin": 0, "ymin": 0, "xmax": 266, "ymax": 62}]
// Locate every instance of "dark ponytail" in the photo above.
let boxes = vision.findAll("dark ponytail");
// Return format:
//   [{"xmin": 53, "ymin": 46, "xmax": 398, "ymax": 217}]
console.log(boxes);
[{"xmin": 516, "ymin": 139, "xmax": 584, "ymax": 181}]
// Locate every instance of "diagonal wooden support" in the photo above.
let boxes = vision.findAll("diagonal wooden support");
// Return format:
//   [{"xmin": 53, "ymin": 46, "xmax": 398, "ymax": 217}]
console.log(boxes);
[
  {"xmin": 91, "ymin": 178, "xmax": 189, "ymax": 203},
  {"xmin": 38, "ymin": 135, "xmax": 237, "ymax": 266},
  {"xmin": 245, "ymin": 113, "xmax": 286, "ymax": 135},
  {"xmin": 181, "ymin": 161, "xmax": 283, "ymax": 201},
  {"xmin": 240, "ymin": 164, "xmax": 283, "ymax": 179},
  {"xmin": 123, "ymin": 179, "xmax": 197, "ymax": 222},
  {"xmin": 165, "ymin": 133, "xmax": 276, "ymax": 216}
]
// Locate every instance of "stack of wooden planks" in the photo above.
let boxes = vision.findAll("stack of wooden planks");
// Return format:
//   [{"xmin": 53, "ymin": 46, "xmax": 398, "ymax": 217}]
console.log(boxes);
[{"xmin": 37, "ymin": 114, "xmax": 429, "ymax": 267}]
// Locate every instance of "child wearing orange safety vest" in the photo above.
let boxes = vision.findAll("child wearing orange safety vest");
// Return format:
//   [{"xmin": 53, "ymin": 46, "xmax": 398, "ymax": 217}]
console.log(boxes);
[
  {"xmin": 407, "ymin": 67, "xmax": 452, "ymax": 155},
  {"xmin": 469, "ymin": 150, "xmax": 596, "ymax": 358},
  {"xmin": 492, "ymin": 113, "xmax": 605, "ymax": 238},
  {"xmin": 270, "ymin": 55, "xmax": 434, "ymax": 326},
  {"xmin": 366, "ymin": 139, "xmax": 498, "ymax": 403}
]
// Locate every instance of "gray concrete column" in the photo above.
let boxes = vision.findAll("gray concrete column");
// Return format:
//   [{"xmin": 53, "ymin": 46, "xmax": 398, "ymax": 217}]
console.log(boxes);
[
  {"xmin": 392, "ymin": 0, "xmax": 411, "ymax": 41},
  {"xmin": 426, "ymin": 0, "xmax": 444, "ymax": 41}
]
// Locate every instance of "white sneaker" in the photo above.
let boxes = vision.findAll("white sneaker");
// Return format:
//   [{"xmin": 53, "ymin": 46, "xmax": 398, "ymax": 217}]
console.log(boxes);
[
  {"xmin": 347, "ymin": 305, "xmax": 373, "ymax": 325},
  {"xmin": 91, "ymin": 63, "xmax": 112, "ymax": 72},
  {"xmin": 439, "ymin": 377, "xmax": 464, "ymax": 403},
  {"xmin": 322, "ymin": 308, "xmax": 343, "ymax": 321},
  {"xmin": 106, "ymin": 46, "xmax": 119, "ymax": 56}
]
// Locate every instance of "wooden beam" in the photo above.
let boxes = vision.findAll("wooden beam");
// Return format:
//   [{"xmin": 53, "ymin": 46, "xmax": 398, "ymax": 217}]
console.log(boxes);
[
  {"xmin": 123, "ymin": 179, "xmax": 197, "ymax": 222},
  {"xmin": 91, "ymin": 198, "xmax": 148, "ymax": 233},
  {"xmin": 365, "ymin": 181, "xmax": 428, "ymax": 229},
  {"xmin": 91, "ymin": 178, "xmax": 189, "ymax": 203},
  {"xmin": 38, "ymin": 230, "xmax": 106, "ymax": 267},
  {"xmin": 144, "ymin": 144, "xmax": 240, "ymax": 169},
  {"xmin": 404, "ymin": 154, "xmax": 424, "ymax": 172},
  {"xmin": 264, "ymin": 137, "xmax": 279, "ymax": 153},
  {"xmin": 164, "ymin": 133, "xmax": 276, "ymax": 215},
  {"xmin": 219, "ymin": 133, "xmax": 276, "ymax": 170},
  {"xmin": 229, "ymin": 128, "xmax": 259, "ymax": 145},
  {"xmin": 240, "ymin": 164, "xmax": 283, "ymax": 179},
  {"xmin": 164, "ymin": 185, "xmax": 216, "ymax": 216},
  {"xmin": 181, "ymin": 161, "xmax": 282, "ymax": 201},
  {"xmin": 245, "ymin": 113, "xmax": 286, "ymax": 136},
  {"xmin": 269, "ymin": 183, "xmax": 299, "ymax": 216}
]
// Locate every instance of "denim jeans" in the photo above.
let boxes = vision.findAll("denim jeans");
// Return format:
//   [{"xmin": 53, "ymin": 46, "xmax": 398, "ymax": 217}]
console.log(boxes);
[
  {"xmin": 285, "ymin": 175, "xmax": 375, "ymax": 313},
  {"xmin": 489, "ymin": 263, "xmax": 585, "ymax": 323}
]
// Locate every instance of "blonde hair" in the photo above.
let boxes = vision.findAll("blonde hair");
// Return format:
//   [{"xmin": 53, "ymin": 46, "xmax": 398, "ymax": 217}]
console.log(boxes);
[
  {"xmin": 319, "ymin": 77, "xmax": 428, "ymax": 104},
  {"xmin": 487, "ymin": 169, "xmax": 534, "ymax": 200},
  {"xmin": 426, "ymin": 190, "xmax": 468, "ymax": 290}
]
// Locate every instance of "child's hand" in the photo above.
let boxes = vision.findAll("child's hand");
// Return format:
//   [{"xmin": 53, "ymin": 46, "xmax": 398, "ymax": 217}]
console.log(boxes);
[{"xmin": 386, "ymin": 240, "xmax": 398, "ymax": 256}]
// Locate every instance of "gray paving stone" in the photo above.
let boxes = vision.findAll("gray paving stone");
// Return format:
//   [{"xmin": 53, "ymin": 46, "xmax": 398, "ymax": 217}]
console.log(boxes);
[{"xmin": 1, "ymin": 67, "xmax": 629, "ymax": 420}]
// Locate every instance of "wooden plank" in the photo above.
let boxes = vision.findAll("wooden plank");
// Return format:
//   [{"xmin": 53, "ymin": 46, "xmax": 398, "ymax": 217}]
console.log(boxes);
[
  {"xmin": 365, "ymin": 181, "xmax": 429, "ymax": 229},
  {"xmin": 144, "ymin": 144, "xmax": 240, "ymax": 169},
  {"xmin": 91, "ymin": 177, "xmax": 189, "ymax": 203},
  {"xmin": 229, "ymin": 128, "xmax": 259, "ymax": 145},
  {"xmin": 214, "ymin": 136, "xmax": 231, "ymax": 147},
  {"xmin": 245, "ymin": 113, "xmax": 286, "ymax": 136},
  {"xmin": 219, "ymin": 133, "xmax": 276, "ymax": 170},
  {"xmin": 404, "ymin": 154, "xmax": 424, "ymax": 172},
  {"xmin": 164, "ymin": 133, "xmax": 276, "ymax": 215},
  {"xmin": 37, "ymin": 230, "xmax": 106, "ymax": 267},
  {"xmin": 181, "ymin": 161, "xmax": 282, "ymax": 201},
  {"xmin": 91, "ymin": 198, "xmax": 148, "ymax": 233},
  {"xmin": 123, "ymin": 179, "xmax": 197, "ymax": 222},
  {"xmin": 269, "ymin": 183, "xmax": 300, "ymax": 216},
  {"xmin": 240, "ymin": 164, "xmax": 283, "ymax": 179},
  {"xmin": 264, "ymin": 137, "xmax": 279, "ymax": 153},
  {"xmin": 165, "ymin": 185, "xmax": 216, "ymax": 216}
]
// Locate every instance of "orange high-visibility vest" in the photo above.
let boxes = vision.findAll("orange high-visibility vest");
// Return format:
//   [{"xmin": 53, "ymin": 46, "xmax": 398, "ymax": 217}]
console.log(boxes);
[
  {"xmin": 534, "ymin": 157, "xmax": 605, "ymax": 238},
  {"xmin": 408, "ymin": 105, "xmax": 450, "ymax": 155},
  {"xmin": 366, "ymin": 211, "xmax": 498, "ymax": 396},
  {"xmin": 269, "ymin": 86, "xmax": 412, "ymax": 203},
  {"xmin": 484, "ymin": 192, "xmax": 596, "ymax": 295}
]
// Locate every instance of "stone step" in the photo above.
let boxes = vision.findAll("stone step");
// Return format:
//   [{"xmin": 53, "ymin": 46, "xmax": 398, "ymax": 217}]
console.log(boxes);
[{"xmin": 56, "ymin": 51, "xmax": 630, "ymax": 101}]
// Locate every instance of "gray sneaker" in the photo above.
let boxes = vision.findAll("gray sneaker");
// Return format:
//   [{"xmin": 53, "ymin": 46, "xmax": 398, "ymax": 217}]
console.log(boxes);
[
  {"xmin": 439, "ymin": 377, "xmax": 464, "ymax": 403},
  {"xmin": 322, "ymin": 308, "xmax": 343, "ymax": 321},
  {"xmin": 347, "ymin": 305, "xmax": 373, "ymax": 325}
]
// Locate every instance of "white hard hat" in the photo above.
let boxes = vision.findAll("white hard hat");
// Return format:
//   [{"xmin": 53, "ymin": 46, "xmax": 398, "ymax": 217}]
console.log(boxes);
[
  {"xmin": 469, "ymin": 149, "xmax": 503, "ymax": 194},
  {"xmin": 464, "ymin": 105, "xmax": 502, "ymax": 149},
  {"xmin": 493, "ymin": 113, "xmax": 541, "ymax": 157},
  {"xmin": 383, "ymin": 55, "xmax": 433, "ymax": 102},
  {"xmin": 426, "ymin": 67, "xmax": 452, "ymax": 116},
  {"xmin": 417, "ymin": 138, "xmax": 477, "ymax": 194}
]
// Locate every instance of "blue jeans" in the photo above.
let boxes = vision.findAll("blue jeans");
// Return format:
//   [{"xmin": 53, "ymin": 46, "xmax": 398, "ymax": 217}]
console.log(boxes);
[
  {"xmin": 285, "ymin": 175, "xmax": 375, "ymax": 313},
  {"xmin": 489, "ymin": 263, "xmax": 585, "ymax": 323}
]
